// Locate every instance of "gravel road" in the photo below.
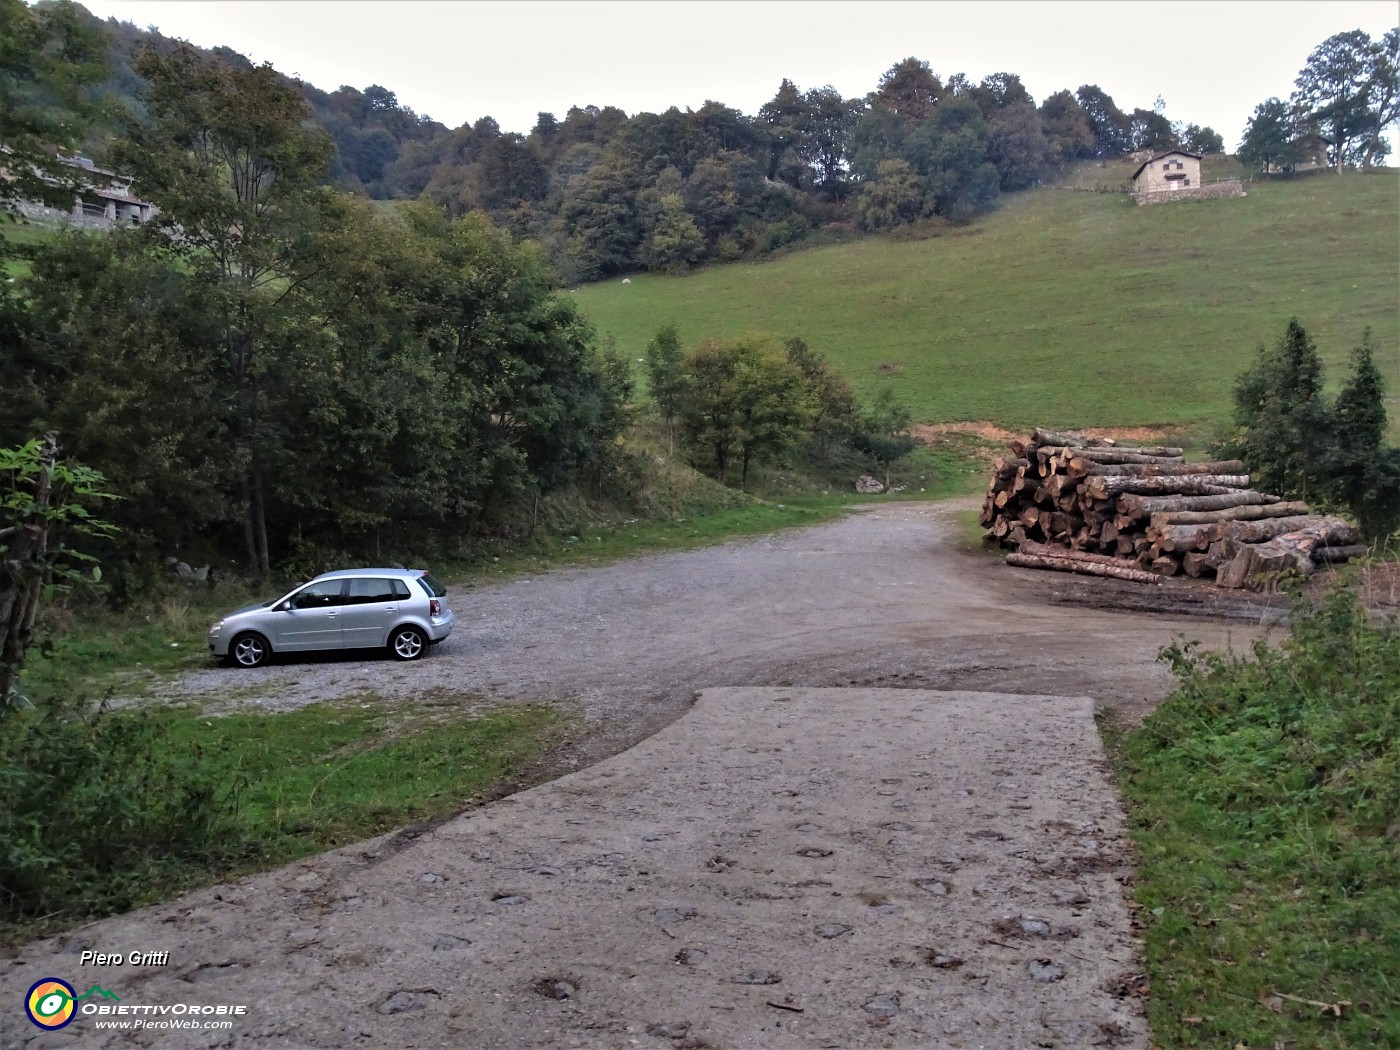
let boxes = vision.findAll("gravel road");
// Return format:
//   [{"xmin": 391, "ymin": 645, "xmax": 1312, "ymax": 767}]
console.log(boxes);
[
  {"xmin": 171, "ymin": 499, "xmax": 1259, "ymax": 753},
  {"xmin": 3, "ymin": 499, "xmax": 1266, "ymax": 1049}
]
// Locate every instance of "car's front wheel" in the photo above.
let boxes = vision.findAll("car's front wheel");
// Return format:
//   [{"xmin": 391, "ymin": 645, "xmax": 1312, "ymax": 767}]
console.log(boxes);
[
  {"xmin": 230, "ymin": 632, "xmax": 271, "ymax": 668},
  {"xmin": 388, "ymin": 625, "xmax": 427, "ymax": 661}
]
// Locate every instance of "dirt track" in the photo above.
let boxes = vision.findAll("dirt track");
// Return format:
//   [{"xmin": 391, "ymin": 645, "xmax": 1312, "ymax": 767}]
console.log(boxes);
[
  {"xmin": 2, "ymin": 500, "xmax": 1269, "ymax": 1049},
  {"xmin": 171, "ymin": 498, "xmax": 1262, "ymax": 749}
]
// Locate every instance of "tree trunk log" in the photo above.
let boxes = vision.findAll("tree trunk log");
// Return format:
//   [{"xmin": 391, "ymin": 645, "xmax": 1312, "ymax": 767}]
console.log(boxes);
[
  {"xmin": 1116, "ymin": 490, "xmax": 1281, "ymax": 519},
  {"xmin": 1149, "ymin": 501, "xmax": 1311, "ymax": 527},
  {"xmin": 1149, "ymin": 556, "xmax": 1181, "ymax": 577},
  {"xmin": 1312, "ymin": 544, "xmax": 1368, "ymax": 563},
  {"xmin": 1147, "ymin": 523, "xmax": 1214, "ymax": 552},
  {"xmin": 1216, "ymin": 519, "xmax": 1360, "ymax": 589},
  {"xmin": 1085, "ymin": 475, "xmax": 1248, "ymax": 500},
  {"xmin": 991, "ymin": 456, "xmax": 1028, "ymax": 481},
  {"xmin": 1039, "ymin": 446, "xmax": 1183, "ymax": 467},
  {"xmin": 1020, "ymin": 541, "xmax": 1141, "ymax": 567},
  {"xmin": 1182, "ymin": 552, "xmax": 1216, "ymax": 578},
  {"xmin": 1068, "ymin": 458, "xmax": 1243, "ymax": 478},
  {"xmin": 1214, "ymin": 515, "xmax": 1358, "ymax": 546},
  {"xmin": 1006, "ymin": 551, "xmax": 1162, "ymax": 584},
  {"xmin": 1031, "ymin": 428, "xmax": 1115, "ymax": 449}
]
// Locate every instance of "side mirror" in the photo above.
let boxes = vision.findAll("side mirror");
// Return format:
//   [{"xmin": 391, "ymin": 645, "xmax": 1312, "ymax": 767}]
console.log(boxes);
[{"xmin": 275, "ymin": 601, "xmax": 291, "ymax": 612}]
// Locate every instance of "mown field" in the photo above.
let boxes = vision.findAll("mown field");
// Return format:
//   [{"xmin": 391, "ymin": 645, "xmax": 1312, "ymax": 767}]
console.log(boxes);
[{"xmin": 575, "ymin": 163, "xmax": 1400, "ymax": 437}]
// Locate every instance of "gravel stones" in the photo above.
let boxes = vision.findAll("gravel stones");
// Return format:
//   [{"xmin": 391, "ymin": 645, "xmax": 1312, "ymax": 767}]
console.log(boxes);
[
  {"xmin": 733, "ymin": 969, "xmax": 782, "ymax": 985},
  {"xmin": 654, "ymin": 906, "xmax": 698, "ymax": 925},
  {"xmin": 532, "ymin": 977, "xmax": 578, "ymax": 1000},
  {"xmin": 862, "ymin": 994, "xmax": 900, "ymax": 1017},
  {"xmin": 377, "ymin": 990, "xmax": 438, "ymax": 1015},
  {"xmin": 1027, "ymin": 958, "xmax": 1067, "ymax": 983},
  {"xmin": 648, "ymin": 1021, "xmax": 690, "ymax": 1039},
  {"xmin": 814, "ymin": 922, "xmax": 852, "ymax": 939},
  {"xmin": 431, "ymin": 935, "xmax": 470, "ymax": 951}
]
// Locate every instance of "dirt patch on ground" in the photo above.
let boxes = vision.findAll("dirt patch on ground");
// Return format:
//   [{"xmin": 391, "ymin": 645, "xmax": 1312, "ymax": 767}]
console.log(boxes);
[{"xmin": 911, "ymin": 422, "xmax": 1183, "ymax": 446}]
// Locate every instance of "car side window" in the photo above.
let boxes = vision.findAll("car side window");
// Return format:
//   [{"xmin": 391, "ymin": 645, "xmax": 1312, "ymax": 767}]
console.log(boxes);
[
  {"xmin": 291, "ymin": 581, "xmax": 345, "ymax": 609},
  {"xmin": 347, "ymin": 578, "xmax": 399, "ymax": 605},
  {"xmin": 390, "ymin": 579, "xmax": 411, "ymax": 600}
]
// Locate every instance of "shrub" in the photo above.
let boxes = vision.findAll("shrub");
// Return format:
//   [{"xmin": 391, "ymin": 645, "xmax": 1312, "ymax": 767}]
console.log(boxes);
[{"xmin": 0, "ymin": 696, "xmax": 240, "ymax": 927}]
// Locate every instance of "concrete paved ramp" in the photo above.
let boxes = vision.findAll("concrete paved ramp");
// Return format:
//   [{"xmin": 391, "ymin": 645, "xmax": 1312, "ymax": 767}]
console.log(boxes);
[{"xmin": 7, "ymin": 690, "xmax": 1147, "ymax": 1049}]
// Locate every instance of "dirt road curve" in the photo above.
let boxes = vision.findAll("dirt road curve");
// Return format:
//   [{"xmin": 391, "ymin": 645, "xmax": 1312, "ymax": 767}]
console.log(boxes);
[
  {"xmin": 3, "ymin": 501, "xmax": 1263, "ymax": 1049},
  {"xmin": 177, "ymin": 499, "xmax": 1256, "ymax": 742}
]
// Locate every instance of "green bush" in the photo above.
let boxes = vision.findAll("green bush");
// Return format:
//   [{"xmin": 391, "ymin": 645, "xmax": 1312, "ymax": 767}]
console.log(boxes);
[
  {"xmin": 0, "ymin": 697, "xmax": 240, "ymax": 925},
  {"xmin": 1119, "ymin": 582, "xmax": 1399, "ymax": 1048},
  {"xmin": 1144, "ymin": 584, "xmax": 1398, "ymax": 841}
]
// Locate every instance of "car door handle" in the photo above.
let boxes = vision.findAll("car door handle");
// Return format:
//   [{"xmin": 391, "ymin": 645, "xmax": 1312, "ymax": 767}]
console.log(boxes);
[
  {"xmin": 384, "ymin": 605, "xmax": 397, "ymax": 612},
  {"xmin": 326, "ymin": 610, "xmax": 339, "ymax": 618}
]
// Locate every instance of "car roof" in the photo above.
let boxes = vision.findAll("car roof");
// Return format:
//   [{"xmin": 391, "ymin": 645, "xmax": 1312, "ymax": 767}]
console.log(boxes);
[{"xmin": 309, "ymin": 568, "xmax": 428, "ymax": 581}]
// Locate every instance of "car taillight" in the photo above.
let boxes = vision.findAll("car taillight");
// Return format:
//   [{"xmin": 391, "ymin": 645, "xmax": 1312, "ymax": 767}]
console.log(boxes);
[{"xmin": 430, "ymin": 599, "xmax": 441, "ymax": 616}]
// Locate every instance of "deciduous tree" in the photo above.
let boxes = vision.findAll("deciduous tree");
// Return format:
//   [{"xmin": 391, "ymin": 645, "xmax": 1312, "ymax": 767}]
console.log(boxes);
[
  {"xmin": 639, "ymin": 192, "xmax": 703, "ymax": 273},
  {"xmin": 987, "ymin": 102, "xmax": 1052, "ymax": 191},
  {"xmin": 676, "ymin": 335, "xmax": 809, "ymax": 487},
  {"xmin": 1075, "ymin": 85, "xmax": 1132, "ymax": 157},
  {"xmin": 853, "ymin": 388, "xmax": 917, "ymax": 490},
  {"xmin": 855, "ymin": 158, "xmax": 924, "ymax": 229},
  {"xmin": 797, "ymin": 86, "xmax": 859, "ymax": 199},
  {"xmin": 112, "ymin": 44, "xmax": 334, "ymax": 575},
  {"xmin": 1038, "ymin": 89, "xmax": 1094, "ymax": 163},
  {"xmin": 875, "ymin": 57, "xmax": 943, "ymax": 124},
  {"xmin": 0, "ymin": 0, "xmax": 105, "ymax": 233},
  {"xmin": 1292, "ymin": 28, "xmax": 1393, "ymax": 171},
  {"xmin": 1238, "ymin": 98, "xmax": 1299, "ymax": 171},
  {"xmin": 644, "ymin": 325, "xmax": 686, "ymax": 450}
]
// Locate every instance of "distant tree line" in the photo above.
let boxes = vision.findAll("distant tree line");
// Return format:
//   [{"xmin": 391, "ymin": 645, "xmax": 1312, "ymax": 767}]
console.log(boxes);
[
  {"xmin": 1240, "ymin": 28, "xmax": 1398, "ymax": 173},
  {"xmin": 65, "ymin": 6, "xmax": 1233, "ymax": 280}
]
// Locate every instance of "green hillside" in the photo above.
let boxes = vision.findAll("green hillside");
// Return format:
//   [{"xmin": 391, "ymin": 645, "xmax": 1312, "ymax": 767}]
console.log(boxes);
[{"xmin": 574, "ymin": 166, "xmax": 1400, "ymax": 436}]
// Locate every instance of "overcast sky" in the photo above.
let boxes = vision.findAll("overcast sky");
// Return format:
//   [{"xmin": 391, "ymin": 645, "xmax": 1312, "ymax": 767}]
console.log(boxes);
[{"xmin": 78, "ymin": 1, "xmax": 1399, "ymax": 152}]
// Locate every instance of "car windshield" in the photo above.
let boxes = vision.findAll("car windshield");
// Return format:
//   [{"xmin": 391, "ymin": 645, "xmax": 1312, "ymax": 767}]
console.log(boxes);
[{"xmin": 415, "ymin": 572, "xmax": 447, "ymax": 598}]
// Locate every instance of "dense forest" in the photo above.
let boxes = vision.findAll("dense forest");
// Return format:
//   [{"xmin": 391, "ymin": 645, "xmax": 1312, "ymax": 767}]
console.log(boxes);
[
  {"xmin": 48, "ymin": 7, "xmax": 1396, "ymax": 284},
  {"xmin": 66, "ymin": 6, "xmax": 1241, "ymax": 282}
]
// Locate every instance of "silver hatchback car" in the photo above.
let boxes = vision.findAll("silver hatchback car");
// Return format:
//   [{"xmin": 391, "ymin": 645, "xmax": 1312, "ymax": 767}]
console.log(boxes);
[{"xmin": 208, "ymin": 568, "xmax": 455, "ymax": 667}]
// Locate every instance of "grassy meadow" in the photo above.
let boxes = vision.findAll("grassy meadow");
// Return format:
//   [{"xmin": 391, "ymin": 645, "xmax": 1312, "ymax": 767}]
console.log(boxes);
[{"xmin": 575, "ymin": 163, "xmax": 1400, "ymax": 437}]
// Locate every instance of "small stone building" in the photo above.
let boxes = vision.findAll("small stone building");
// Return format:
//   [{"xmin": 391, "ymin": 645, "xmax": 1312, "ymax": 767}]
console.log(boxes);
[
  {"xmin": 1130, "ymin": 150, "xmax": 1244, "ymax": 205},
  {"xmin": 5, "ymin": 153, "xmax": 157, "ymax": 228},
  {"xmin": 1131, "ymin": 150, "xmax": 1202, "ymax": 198}
]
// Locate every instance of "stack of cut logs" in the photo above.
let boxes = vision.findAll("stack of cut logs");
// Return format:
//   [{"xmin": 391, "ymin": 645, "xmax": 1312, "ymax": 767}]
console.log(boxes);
[{"xmin": 981, "ymin": 428, "xmax": 1364, "ymax": 588}]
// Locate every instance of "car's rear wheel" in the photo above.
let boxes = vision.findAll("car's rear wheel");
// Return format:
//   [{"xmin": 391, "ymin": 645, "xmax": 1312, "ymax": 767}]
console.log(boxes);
[
  {"xmin": 230, "ymin": 632, "xmax": 270, "ymax": 668},
  {"xmin": 389, "ymin": 625, "xmax": 427, "ymax": 661}
]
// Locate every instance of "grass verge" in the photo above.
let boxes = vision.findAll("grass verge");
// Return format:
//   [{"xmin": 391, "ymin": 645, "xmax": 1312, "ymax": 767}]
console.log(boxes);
[
  {"xmin": 1, "ymin": 694, "xmax": 567, "ymax": 944},
  {"xmin": 1104, "ymin": 582, "xmax": 1398, "ymax": 1049}
]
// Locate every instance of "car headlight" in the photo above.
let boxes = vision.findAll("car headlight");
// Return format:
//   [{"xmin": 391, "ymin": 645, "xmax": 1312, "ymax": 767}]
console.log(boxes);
[{"xmin": 210, "ymin": 619, "xmax": 225, "ymax": 633}]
